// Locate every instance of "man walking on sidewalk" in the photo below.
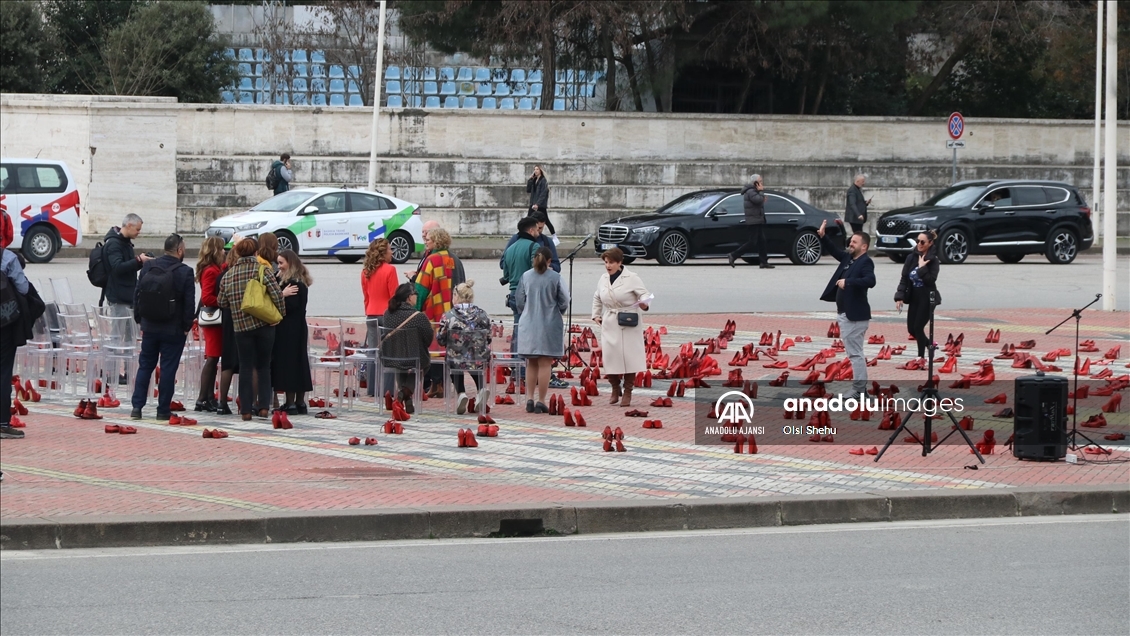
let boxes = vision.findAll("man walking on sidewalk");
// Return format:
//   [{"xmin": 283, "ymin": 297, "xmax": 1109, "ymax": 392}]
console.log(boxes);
[
  {"xmin": 131, "ymin": 234, "xmax": 195, "ymax": 420},
  {"xmin": 817, "ymin": 219, "xmax": 875, "ymax": 397},
  {"xmin": 845, "ymin": 173, "xmax": 871, "ymax": 234},
  {"xmin": 728, "ymin": 174, "xmax": 773, "ymax": 269}
]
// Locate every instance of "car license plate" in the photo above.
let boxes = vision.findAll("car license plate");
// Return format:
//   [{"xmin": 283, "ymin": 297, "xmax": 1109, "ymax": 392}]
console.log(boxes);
[
  {"xmin": 601, "ymin": 243, "xmax": 617, "ymax": 250},
  {"xmin": 881, "ymin": 236, "xmax": 898, "ymax": 244}
]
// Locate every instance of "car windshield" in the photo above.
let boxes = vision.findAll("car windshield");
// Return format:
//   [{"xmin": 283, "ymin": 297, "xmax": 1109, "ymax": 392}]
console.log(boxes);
[
  {"xmin": 922, "ymin": 184, "xmax": 989, "ymax": 208},
  {"xmin": 656, "ymin": 191, "xmax": 727, "ymax": 215},
  {"xmin": 250, "ymin": 190, "xmax": 317, "ymax": 212}
]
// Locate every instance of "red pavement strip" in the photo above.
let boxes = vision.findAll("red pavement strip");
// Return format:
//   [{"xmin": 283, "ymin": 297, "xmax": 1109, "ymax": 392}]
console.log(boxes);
[{"xmin": 2, "ymin": 310, "xmax": 1126, "ymax": 529}]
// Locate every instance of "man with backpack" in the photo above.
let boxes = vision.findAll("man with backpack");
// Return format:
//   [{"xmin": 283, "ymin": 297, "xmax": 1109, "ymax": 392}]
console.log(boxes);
[
  {"xmin": 94, "ymin": 214, "xmax": 151, "ymax": 386},
  {"xmin": 501, "ymin": 216, "xmax": 541, "ymax": 354},
  {"xmin": 268, "ymin": 153, "xmax": 294, "ymax": 195},
  {"xmin": 130, "ymin": 234, "xmax": 195, "ymax": 420}
]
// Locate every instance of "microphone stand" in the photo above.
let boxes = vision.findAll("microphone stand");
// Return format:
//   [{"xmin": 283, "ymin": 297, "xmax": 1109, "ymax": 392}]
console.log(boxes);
[
  {"xmin": 562, "ymin": 234, "xmax": 593, "ymax": 372},
  {"xmin": 1046, "ymin": 293, "xmax": 1105, "ymax": 453}
]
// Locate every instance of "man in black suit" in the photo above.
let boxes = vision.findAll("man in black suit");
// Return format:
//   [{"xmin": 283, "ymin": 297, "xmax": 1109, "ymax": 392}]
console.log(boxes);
[
  {"xmin": 845, "ymin": 173, "xmax": 871, "ymax": 234},
  {"xmin": 817, "ymin": 219, "xmax": 875, "ymax": 397}
]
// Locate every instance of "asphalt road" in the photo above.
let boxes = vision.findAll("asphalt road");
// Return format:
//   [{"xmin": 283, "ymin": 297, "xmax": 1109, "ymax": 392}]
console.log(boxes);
[
  {"xmin": 22, "ymin": 252, "xmax": 1129, "ymax": 317},
  {"xmin": 2, "ymin": 516, "xmax": 1126, "ymax": 635}
]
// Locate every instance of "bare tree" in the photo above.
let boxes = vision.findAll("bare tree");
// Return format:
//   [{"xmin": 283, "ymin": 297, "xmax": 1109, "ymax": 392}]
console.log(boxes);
[
  {"xmin": 251, "ymin": 1, "xmax": 300, "ymax": 104},
  {"xmin": 308, "ymin": 0, "xmax": 386, "ymax": 107}
]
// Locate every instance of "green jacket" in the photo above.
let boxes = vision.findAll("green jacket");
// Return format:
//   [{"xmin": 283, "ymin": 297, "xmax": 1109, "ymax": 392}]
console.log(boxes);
[{"xmin": 501, "ymin": 233, "xmax": 539, "ymax": 295}]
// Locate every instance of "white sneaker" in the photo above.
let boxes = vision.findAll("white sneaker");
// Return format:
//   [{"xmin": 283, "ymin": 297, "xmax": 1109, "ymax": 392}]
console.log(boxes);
[
  {"xmin": 456, "ymin": 393, "xmax": 469, "ymax": 415},
  {"xmin": 476, "ymin": 387, "xmax": 490, "ymax": 414}
]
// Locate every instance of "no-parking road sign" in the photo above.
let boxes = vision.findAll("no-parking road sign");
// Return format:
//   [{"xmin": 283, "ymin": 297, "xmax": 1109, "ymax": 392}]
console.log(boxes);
[{"xmin": 948, "ymin": 112, "xmax": 965, "ymax": 139}]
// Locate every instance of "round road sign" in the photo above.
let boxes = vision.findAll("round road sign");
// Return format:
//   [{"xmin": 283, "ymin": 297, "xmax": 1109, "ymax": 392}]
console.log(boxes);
[{"xmin": 948, "ymin": 112, "xmax": 964, "ymax": 139}]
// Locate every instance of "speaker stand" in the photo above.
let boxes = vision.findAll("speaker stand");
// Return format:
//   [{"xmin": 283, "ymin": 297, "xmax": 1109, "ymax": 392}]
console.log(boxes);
[{"xmin": 1045, "ymin": 294, "xmax": 1106, "ymax": 454}]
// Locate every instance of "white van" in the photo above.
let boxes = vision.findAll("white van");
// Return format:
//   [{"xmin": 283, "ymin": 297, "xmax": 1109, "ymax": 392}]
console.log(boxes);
[{"xmin": 0, "ymin": 158, "xmax": 82, "ymax": 263}]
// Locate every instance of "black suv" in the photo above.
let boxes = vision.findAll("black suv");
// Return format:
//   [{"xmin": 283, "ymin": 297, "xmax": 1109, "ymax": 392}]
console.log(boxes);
[{"xmin": 874, "ymin": 180, "xmax": 1093, "ymax": 265}]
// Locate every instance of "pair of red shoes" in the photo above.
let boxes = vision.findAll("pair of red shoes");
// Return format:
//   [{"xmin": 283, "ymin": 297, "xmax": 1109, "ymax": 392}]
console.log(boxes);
[
  {"xmin": 382, "ymin": 420, "xmax": 404, "ymax": 434},
  {"xmin": 308, "ymin": 397, "xmax": 328, "ymax": 408},
  {"xmin": 732, "ymin": 434, "xmax": 757, "ymax": 454},
  {"xmin": 314, "ymin": 410, "xmax": 337, "ymax": 419},
  {"xmin": 984, "ymin": 329, "xmax": 1001, "ymax": 343},
  {"xmin": 104, "ymin": 424, "xmax": 136, "ymax": 434},
  {"xmin": 642, "ymin": 419, "xmax": 663, "ymax": 429},
  {"xmin": 12, "ymin": 397, "xmax": 29, "ymax": 416},
  {"xmin": 624, "ymin": 409, "xmax": 649, "ymax": 417},
  {"xmin": 649, "ymin": 397, "xmax": 673, "ymax": 407},
  {"xmin": 476, "ymin": 423, "xmax": 499, "ymax": 437},
  {"xmin": 477, "ymin": 413, "xmax": 496, "ymax": 425},
  {"xmin": 545, "ymin": 394, "xmax": 563, "ymax": 414},
  {"xmin": 74, "ymin": 400, "xmax": 103, "ymax": 420},
  {"xmin": 563, "ymin": 409, "xmax": 588, "ymax": 427},
  {"xmin": 169, "ymin": 414, "xmax": 198, "ymax": 426},
  {"xmin": 348, "ymin": 437, "xmax": 378, "ymax": 446},
  {"xmin": 495, "ymin": 394, "xmax": 516, "ymax": 405},
  {"xmin": 271, "ymin": 410, "xmax": 293, "ymax": 429},
  {"xmin": 96, "ymin": 393, "xmax": 120, "ymax": 408},
  {"xmin": 849, "ymin": 447, "xmax": 880, "ymax": 456},
  {"xmin": 456, "ymin": 429, "xmax": 479, "ymax": 447},
  {"xmin": 602, "ymin": 426, "xmax": 626, "ymax": 452},
  {"xmin": 390, "ymin": 400, "xmax": 411, "ymax": 421},
  {"xmin": 202, "ymin": 428, "xmax": 229, "ymax": 439},
  {"xmin": 8, "ymin": 415, "xmax": 25, "ymax": 428}
]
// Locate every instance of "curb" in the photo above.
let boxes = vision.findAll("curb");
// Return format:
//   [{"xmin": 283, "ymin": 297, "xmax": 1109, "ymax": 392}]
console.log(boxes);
[{"xmin": 2, "ymin": 485, "xmax": 1125, "ymax": 550}]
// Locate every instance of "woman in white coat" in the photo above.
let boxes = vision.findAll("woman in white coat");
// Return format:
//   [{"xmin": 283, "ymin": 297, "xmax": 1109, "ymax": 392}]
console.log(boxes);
[{"xmin": 592, "ymin": 248, "xmax": 651, "ymax": 406}]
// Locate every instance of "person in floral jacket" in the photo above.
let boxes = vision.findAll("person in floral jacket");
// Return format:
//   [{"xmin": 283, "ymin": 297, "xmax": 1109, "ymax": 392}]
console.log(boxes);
[{"xmin": 436, "ymin": 281, "xmax": 492, "ymax": 415}]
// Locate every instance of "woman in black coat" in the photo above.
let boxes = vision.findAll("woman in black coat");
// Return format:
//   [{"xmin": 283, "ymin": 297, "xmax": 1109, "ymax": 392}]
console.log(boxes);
[
  {"xmin": 526, "ymin": 165, "xmax": 555, "ymax": 235},
  {"xmin": 382, "ymin": 283, "xmax": 435, "ymax": 414},
  {"xmin": 272, "ymin": 250, "xmax": 313, "ymax": 413},
  {"xmin": 894, "ymin": 230, "xmax": 940, "ymax": 360}
]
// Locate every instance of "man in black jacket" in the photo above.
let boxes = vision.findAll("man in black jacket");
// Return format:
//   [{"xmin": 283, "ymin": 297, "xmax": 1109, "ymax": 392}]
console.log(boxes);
[
  {"xmin": 845, "ymin": 173, "xmax": 871, "ymax": 234},
  {"xmin": 728, "ymin": 174, "xmax": 774, "ymax": 269},
  {"xmin": 130, "ymin": 234, "xmax": 195, "ymax": 420},
  {"xmin": 102, "ymin": 214, "xmax": 152, "ymax": 310},
  {"xmin": 817, "ymin": 219, "xmax": 875, "ymax": 397}
]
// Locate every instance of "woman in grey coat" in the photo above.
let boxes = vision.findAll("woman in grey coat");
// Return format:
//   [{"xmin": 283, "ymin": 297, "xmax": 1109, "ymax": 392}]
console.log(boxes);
[{"xmin": 515, "ymin": 247, "xmax": 570, "ymax": 413}]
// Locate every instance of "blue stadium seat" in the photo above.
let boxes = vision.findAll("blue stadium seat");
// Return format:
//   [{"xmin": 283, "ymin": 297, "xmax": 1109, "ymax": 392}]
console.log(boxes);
[
  {"xmin": 498, "ymin": 97, "xmax": 515, "ymax": 110},
  {"xmin": 329, "ymin": 79, "xmax": 345, "ymax": 93},
  {"xmin": 440, "ymin": 81, "xmax": 456, "ymax": 96},
  {"xmin": 425, "ymin": 96, "xmax": 441, "ymax": 108},
  {"xmin": 237, "ymin": 62, "xmax": 252, "ymax": 76},
  {"xmin": 492, "ymin": 68, "xmax": 508, "ymax": 82},
  {"xmin": 437, "ymin": 67, "xmax": 452, "ymax": 81},
  {"xmin": 293, "ymin": 63, "xmax": 307, "ymax": 77},
  {"xmin": 402, "ymin": 67, "xmax": 417, "ymax": 81},
  {"xmin": 512, "ymin": 83, "xmax": 528, "ymax": 97},
  {"xmin": 238, "ymin": 48, "xmax": 254, "ymax": 61},
  {"xmin": 349, "ymin": 94, "xmax": 363, "ymax": 106},
  {"xmin": 348, "ymin": 65, "xmax": 361, "ymax": 78},
  {"xmin": 273, "ymin": 92, "xmax": 290, "ymax": 105},
  {"xmin": 481, "ymin": 97, "xmax": 497, "ymax": 109},
  {"xmin": 457, "ymin": 81, "xmax": 474, "ymax": 96},
  {"xmin": 554, "ymin": 83, "xmax": 565, "ymax": 97},
  {"xmin": 553, "ymin": 98, "xmax": 565, "ymax": 110},
  {"xmin": 444, "ymin": 96, "xmax": 460, "ymax": 108},
  {"xmin": 293, "ymin": 78, "xmax": 308, "ymax": 92},
  {"xmin": 476, "ymin": 82, "xmax": 492, "ymax": 96},
  {"xmin": 423, "ymin": 81, "xmax": 438, "ymax": 95},
  {"xmin": 221, "ymin": 90, "xmax": 235, "ymax": 103},
  {"xmin": 529, "ymin": 83, "xmax": 541, "ymax": 96},
  {"xmin": 254, "ymin": 77, "xmax": 265, "ymax": 90},
  {"xmin": 255, "ymin": 49, "xmax": 269, "ymax": 61},
  {"xmin": 292, "ymin": 93, "xmax": 308, "ymax": 106},
  {"xmin": 456, "ymin": 67, "xmax": 472, "ymax": 81},
  {"xmin": 311, "ymin": 93, "xmax": 327, "ymax": 106},
  {"xmin": 347, "ymin": 80, "xmax": 359, "ymax": 93},
  {"xmin": 239, "ymin": 77, "xmax": 253, "ymax": 91},
  {"xmin": 494, "ymin": 83, "xmax": 511, "ymax": 97},
  {"xmin": 401, "ymin": 80, "xmax": 419, "ymax": 95},
  {"xmin": 385, "ymin": 66, "xmax": 401, "ymax": 80},
  {"xmin": 310, "ymin": 65, "xmax": 325, "ymax": 78},
  {"xmin": 386, "ymin": 80, "xmax": 401, "ymax": 94},
  {"xmin": 310, "ymin": 78, "xmax": 326, "ymax": 92},
  {"xmin": 329, "ymin": 65, "xmax": 345, "ymax": 79},
  {"xmin": 292, "ymin": 50, "xmax": 307, "ymax": 63},
  {"xmin": 423, "ymin": 67, "xmax": 437, "ymax": 81},
  {"xmin": 224, "ymin": 48, "xmax": 236, "ymax": 60},
  {"xmin": 518, "ymin": 97, "xmax": 534, "ymax": 110},
  {"xmin": 462, "ymin": 96, "xmax": 478, "ymax": 108},
  {"xmin": 474, "ymin": 67, "xmax": 490, "ymax": 82},
  {"xmin": 405, "ymin": 95, "xmax": 423, "ymax": 108},
  {"xmin": 238, "ymin": 92, "xmax": 254, "ymax": 104},
  {"xmin": 311, "ymin": 50, "xmax": 326, "ymax": 64},
  {"xmin": 256, "ymin": 91, "xmax": 270, "ymax": 104},
  {"xmin": 387, "ymin": 95, "xmax": 403, "ymax": 108},
  {"xmin": 510, "ymin": 69, "xmax": 526, "ymax": 82},
  {"xmin": 329, "ymin": 94, "xmax": 345, "ymax": 106},
  {"xmin": 254, "ymin": 63, "xmax": 264, "ymax": 76},
  {"xmin": 527, "ymin": 69, "xmax": 543, "ymax": 83}
]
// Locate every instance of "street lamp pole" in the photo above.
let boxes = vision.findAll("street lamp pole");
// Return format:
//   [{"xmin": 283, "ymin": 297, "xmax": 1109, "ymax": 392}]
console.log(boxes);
[{"xmin": 367, "ymin": 0, "xmax": 387, "ymax": 191}]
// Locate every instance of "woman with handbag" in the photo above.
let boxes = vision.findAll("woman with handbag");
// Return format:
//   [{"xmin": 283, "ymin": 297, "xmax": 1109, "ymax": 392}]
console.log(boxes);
[
  {"xmin": 592, "ymin": 248, "xmax": 651, "ymax": 407},
  {"xmin": 194, "ymin": 236, "xmax": 226, "ymax": 412},
  {"xmin": 895, "ymin": 230, "xmax": 941, "ymax": 361},
  {"xmin": 218, "ymin": 237, "xmax": 286, "ymax": 421},
  {"xmin": 272, "ymin": 250, "xmax": 313, "ymax": 414},
  {"xmin": 515, "ymin": 247, "xmax": 570, "ymax": 413},
  {"xmin": 382, "ymin": 283, "xmax": 435, "ymax": 414}
]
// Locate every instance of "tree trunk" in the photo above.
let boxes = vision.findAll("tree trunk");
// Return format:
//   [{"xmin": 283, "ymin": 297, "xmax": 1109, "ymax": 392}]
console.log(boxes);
[
  {"xmin": 621, "ymin": 52, "xmax": 644, "ymax": 111},
  {"xmin": 641, "ymin": 27, "xmax": 664, "ymax": 112},
  {"xmin": 735, "ymin": 73, "xmax": 754, "ymax": 114},
  {"xmin": 811, "ymin": 44, "xmax": 832, "ymax": 115},
  {"xmin": 797, "ymin": 41, "xmax": 813, "ymax": 114},
  {"xmin": 602, "ymin": 26, "xmax": 619, "ymax": 111},
  {"xmin": 909, "ymin": 34, "xmax": 975, "ymax": 116},
  {"xmin": 540, "ymin": 15, "xmax": 556, "ymax": 110}
]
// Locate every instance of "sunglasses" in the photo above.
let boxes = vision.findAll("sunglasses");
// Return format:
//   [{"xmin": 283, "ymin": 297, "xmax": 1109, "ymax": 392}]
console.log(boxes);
[{"xmin": 916, "ymin": 239, "xmax": 929, "ymax": 245}]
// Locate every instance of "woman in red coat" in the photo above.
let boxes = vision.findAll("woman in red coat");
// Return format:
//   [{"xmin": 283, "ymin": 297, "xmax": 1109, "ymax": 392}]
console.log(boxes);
[{"xmin": 194, "ymin": 236, "xmax": 226, "ymax": 411}]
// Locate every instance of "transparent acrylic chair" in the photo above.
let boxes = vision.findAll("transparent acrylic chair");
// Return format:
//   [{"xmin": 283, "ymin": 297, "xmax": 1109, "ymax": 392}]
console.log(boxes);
[
  {"xmin": 341, "ymin": 317, "xmax": 379, "ymax": 410},
  {"xmin": 377, "ymin": 324, "xmax": 424, "ymax": 413},
  {"xmin": 177, "ymin": 322, "xmax": 206, "ymax": 403},
  {"xmin": 307, "ymin": 317, "xmax": 345, "ymax": 412},
  {"xmin": 54, "ymin": 303, "xmax": 101, "ymax": 399},
  {"xmin": 491, "ymin": 351, "xmax": 527, "ymax": 404},
  {"xmin": 49, "ymin": 278, "xmax": 74, "ymax": 305},
  {"xmin": 441, "ymin": 327, "xmax": 493, "ymax": 414},
  {"xmin": 15, "ymin": 278, "xmax": 58, "ymax": 395},
  {"xmin": 94, "ymin": 310, "xmax": 138, "ymax": 400}
]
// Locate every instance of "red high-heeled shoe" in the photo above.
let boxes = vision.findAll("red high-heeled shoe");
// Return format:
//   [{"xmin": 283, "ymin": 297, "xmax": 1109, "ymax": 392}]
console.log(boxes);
[
  {"xmin": 984, "ymin": 393, "xmax": 1007, "ymax": 404},
  {"xmin": 849, "ymin": 447, "xmax": 865, "ymax": 455},
  {"xmin": 1100, "ymin": 394, "xmax": 1122, "ymax": 413},
  {"xmin": 938, "ymin": 356, "xmax": 958, "ymax": 374},
  {"xmin": 575, "ymin": 411, "xmax": 587, "ymax": 427}
]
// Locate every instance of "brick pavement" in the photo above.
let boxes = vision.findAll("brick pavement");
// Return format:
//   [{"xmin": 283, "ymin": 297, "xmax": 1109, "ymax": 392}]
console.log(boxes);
[{"xmin": 2, "ymin": 310, "xmax": 1126, "ymax": 521}]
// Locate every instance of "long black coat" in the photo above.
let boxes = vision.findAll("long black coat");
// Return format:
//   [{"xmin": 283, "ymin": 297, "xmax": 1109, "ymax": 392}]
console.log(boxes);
[
  {"xmin": 741, "ymin": 184, "xmax": 765, "ymax": 224},
  {"xmin": 271, "ymin": 280, "xmax": 312, "ymax": 392},
  {"xmin": 380, "ymin": 306, "xmax": 434, "ymax": 371},
  {"xmin": 527, "ymin": 175, "xmax": 549, "ymax": 210},
  {"xmin": 845, "ymin": 184, "xmax": 868, "ymax": 225}
]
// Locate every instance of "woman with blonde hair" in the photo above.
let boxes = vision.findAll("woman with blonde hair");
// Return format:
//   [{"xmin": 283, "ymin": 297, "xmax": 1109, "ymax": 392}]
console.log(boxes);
[
  {"xmin": 362, "ymin": 238, "xmax": 398, "ymax": 396},
  {"xmin": 414, "ymin": 227, "xmax": 455, "ymax": 397},
  {"xmin": 272, "ymin": 250, "xmax": 313, "ymax": 413},
  {"xmin": 437, "ymin": 280, "xmax": 492, "ymax": 414},
  {"xmin": 515, "ymin": 247, "xmax": 569, "ymax": 413},
  {"xmin": 194, "ymin": 236, "xmax": 226, "ymax": 411}
]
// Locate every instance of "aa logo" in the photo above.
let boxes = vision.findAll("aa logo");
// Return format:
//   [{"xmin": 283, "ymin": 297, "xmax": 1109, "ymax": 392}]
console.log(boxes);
[{"xmin": 715, "ymin": 391, "xmax": 755, "ymax": 425}]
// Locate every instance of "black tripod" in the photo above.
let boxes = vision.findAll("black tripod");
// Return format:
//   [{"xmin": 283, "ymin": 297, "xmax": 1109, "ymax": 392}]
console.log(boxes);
[
  {"xmin": 875, "ymin": 291, "xmax": 984, "ymax": 462},
  {"xmin": 561, "ymin": 234, "xmax": 593, "ymax": 372},
  {"xmin": 1046, "ymin": 293, "xmax": 1105, "ymax": 453}
]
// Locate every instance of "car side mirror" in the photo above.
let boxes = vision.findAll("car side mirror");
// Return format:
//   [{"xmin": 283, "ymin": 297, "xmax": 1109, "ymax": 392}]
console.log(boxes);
[
  {"xmin": 303, "ymin": 205, "xmax": 319, "ymax": 215},
  {"xmin": 975, "ymin": 201, "xmax": 994, "ymax": 211}
]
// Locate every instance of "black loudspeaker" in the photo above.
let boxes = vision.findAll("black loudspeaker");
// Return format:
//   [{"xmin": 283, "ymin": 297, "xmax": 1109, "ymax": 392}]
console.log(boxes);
[{"xmin": 1013, "ymin": 375, "xmax": 1068, "ymax": 461}]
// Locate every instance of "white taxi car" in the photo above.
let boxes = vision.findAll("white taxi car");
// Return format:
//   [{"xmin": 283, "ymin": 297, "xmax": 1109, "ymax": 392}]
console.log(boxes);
[
  {"xmin": 0, "ymin": 158, "xmax": 83, "ymax": 263},
  {"xmin": 205, "ymin": 188, "xmax": 424, "ymax": 264}
]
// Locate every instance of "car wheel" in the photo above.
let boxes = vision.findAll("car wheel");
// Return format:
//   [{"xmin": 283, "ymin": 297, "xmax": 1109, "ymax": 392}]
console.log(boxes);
[
  {"xmin": 388, "ymin": 231, "xmax": 414, "ymax": 264},
  {"xmin": 939, "ymin": 228, "xmax": 969, "ymax": 264},
  {"xmin": 996, "ymin": 253, "xmax": 1024, "ymax": 264},
  {"xmin": 656, "ymin": 230, "xmax": 689, "ymax": 266},
  {"xmin": 276, "ymin": 231, "xmax": 299, "ymax": 254},
  {"xmin": 789, "ymin": 230, "xmax": 823, "ymax": 265},
  {"xmin": 336, "ymin": 255, "xmax": 362, "ymax": 264},
  {"xmin": 887, "ymin": 253, "xmax": 907, "ymax": 263},
  {"xmin": 1045, "ymin": 228, "xmax": 1077, "ymax": 264},
  {"xmin": 22, "ymin": 225, "xmax": 58, "ymax": 263}
]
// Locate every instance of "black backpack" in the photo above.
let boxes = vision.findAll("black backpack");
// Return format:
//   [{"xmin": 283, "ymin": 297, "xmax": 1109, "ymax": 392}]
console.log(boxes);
[
  {"xmin": 87, "ymin": 241, "xmax": 109, "ymax": 288},
  {"xmin": 137, "ymin": 263, "xmax": 178, "ymax": 322},
  {"xmin": 0, "ymin": 265, "xmax": 20, "ymax": 328},
  {"xmin": 265, "ymin": 163, "xmax": 279, "ymax": 190}
]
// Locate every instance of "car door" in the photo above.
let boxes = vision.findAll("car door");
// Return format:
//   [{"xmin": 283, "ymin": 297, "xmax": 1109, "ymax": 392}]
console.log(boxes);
[
  {"xmin": 763, "ymin": 194, "xmax": 805, "ymax": 256},
  {"xmin": 301, "ymin": 192, "xmax": 350, "ymax": 252},
  {"xmin": 971, "ymin": 187, "xmax": 1015, "ymax": 246},
  {"xmin": 1010, "ymin": 186, "xmax": 1054, "ymax": 244},
  {"xmin": 693, "ymin": 194, "xmax": 745, "ymax": 255},
  {"xmin": 0, "ymin": 164, "xmax": 18, "ymax": 249},
  {"xmin": 348, "ymin": 192, "xmax": 397, "ymax": 249}
]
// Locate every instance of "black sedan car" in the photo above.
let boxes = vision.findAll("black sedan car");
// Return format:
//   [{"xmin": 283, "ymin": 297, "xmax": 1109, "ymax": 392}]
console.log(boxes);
[
  {"xmin": 874, "ymin": 180, "xmax": 1094, "ymax": 265},
  {"xmin": 594, "ymin": 189, "xmax": 845, "ymax": 266}
]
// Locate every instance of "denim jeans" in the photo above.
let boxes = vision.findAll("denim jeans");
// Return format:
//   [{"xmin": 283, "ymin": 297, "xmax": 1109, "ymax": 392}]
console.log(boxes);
[
  {"xmin": 132, "ymin": 331, "xmax": 187, "ymax": 415},
  {"xmin": 838, "ymin": 314, "xmax": 869, "ymax": 395},
  {"xmin": 235, "ymin": 326, "xmax": 275, "ymax": 414}
]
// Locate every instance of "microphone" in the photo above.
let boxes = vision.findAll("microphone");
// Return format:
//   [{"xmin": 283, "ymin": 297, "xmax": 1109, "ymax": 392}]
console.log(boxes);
[{"xmin": 577, "ymin": 233, "xmax": 594, "ymax": 248}]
